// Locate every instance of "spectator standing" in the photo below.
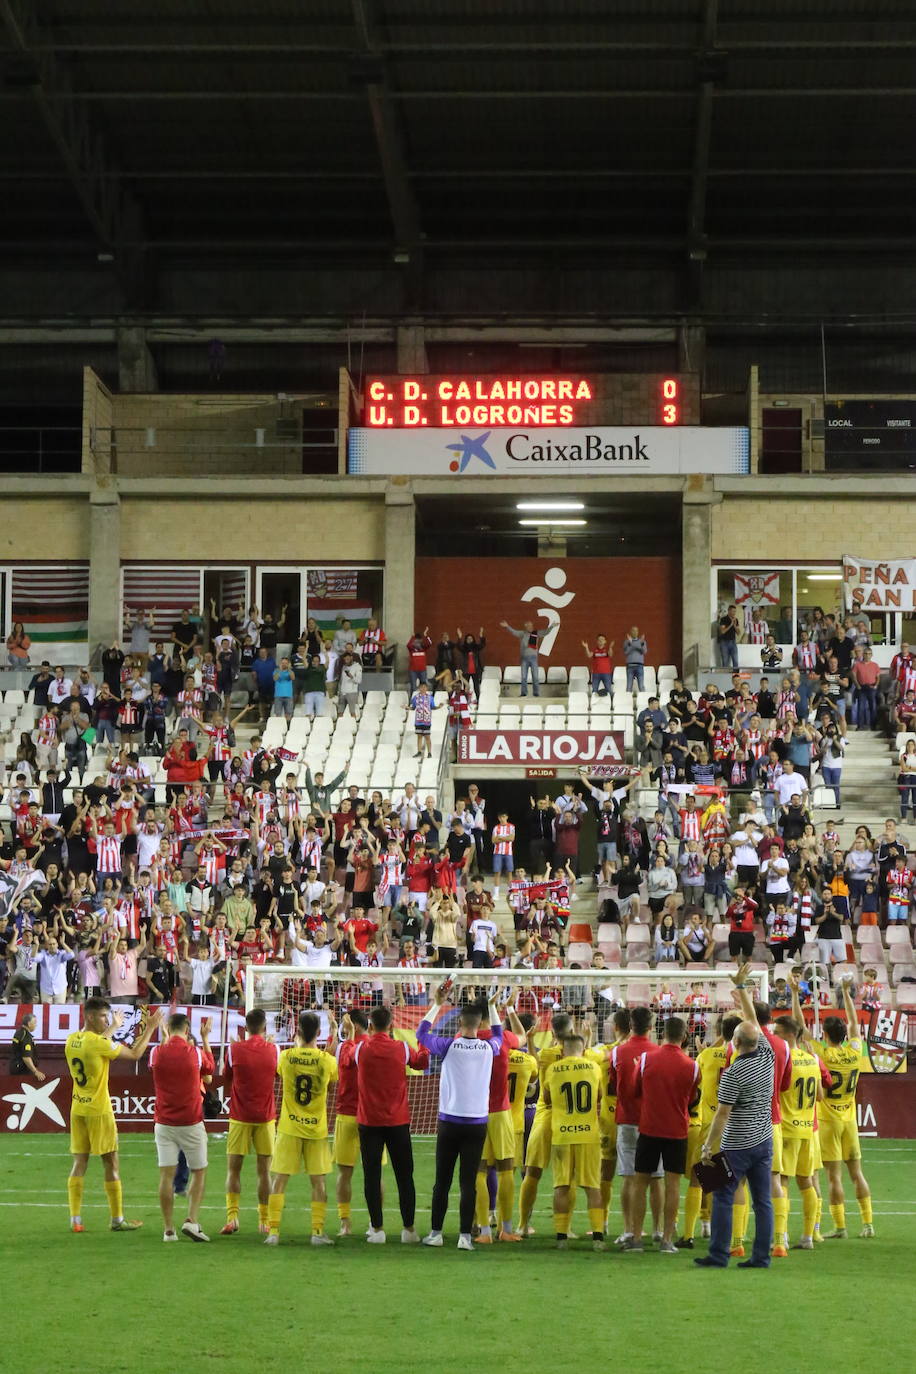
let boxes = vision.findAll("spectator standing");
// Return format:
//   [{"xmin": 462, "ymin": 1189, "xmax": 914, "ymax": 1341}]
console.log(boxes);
[
  {"xmin": 716, "ymin": 606, "xmax": 740, "ymax": 671},
  {"xmin": 500, "ymin": 620, "xmax": 546, "ymax": 698},
  {"xmin": 622, "ymin": 627, "xmax": 648, "ymax": 693},
  {"xmin": 149, "ymin": 1012, "xmax": 215, "ymax": 1242},
  {"xmin": 582, "ymin": 634, "xmax": 615, "ymax": 698},
  {"xmin": 852, "ymin": 648, "xmax": 880, "ymax": 730},
  {"xmin": 6, "ymin": 621, "xmax": 31, "ymax": 666},
  {"xmin": 406, "ymin": 628, "xmax": 433, "ymax": 693}
]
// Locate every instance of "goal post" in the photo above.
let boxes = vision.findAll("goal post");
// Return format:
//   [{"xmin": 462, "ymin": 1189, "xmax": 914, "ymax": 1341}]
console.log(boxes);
[{"xmin": 245, "ymin": 965, "xmax": 769, "ymax": 1138}]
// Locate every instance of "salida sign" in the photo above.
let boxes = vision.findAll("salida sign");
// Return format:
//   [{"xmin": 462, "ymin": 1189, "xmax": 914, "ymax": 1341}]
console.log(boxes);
[{"xmin": 457, "ymin": 730, "xmax": 625, "ymax": 766}]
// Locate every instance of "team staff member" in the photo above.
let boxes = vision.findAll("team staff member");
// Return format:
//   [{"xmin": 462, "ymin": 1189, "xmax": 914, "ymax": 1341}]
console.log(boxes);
[
  {"xmin": 543, "ymin": 1033, "xmax": 606, "ymax": 1251},
  {"xmin": 347, "ymin": 1004, "xmax": 429, "ymax": 1243},
  {"xmin": 9, "ymin": 1012, "xmax": 44, "ymax": 1080},
  {"xmin": 695, "ymin": 966, "xmax": 774, "ymax": 1269},
  {"xmin": 221, "ymin": 1007, "xmax": 279, "ymax": 1236},
  {"xmin": 266, "ymin": 1009, "xmax": 338, "ymax": 1246},
  {"xmin": 418, "ymin": 989, "xmax": 502, "ymax": 1250},
  {"xmin": 627, "ymin": 1016, "xmax": 699, "ymax": 1253},
  {"xmin": 609, "ymin": 1006, "xmax": 663, "ymax": 1247},
  {"xmin": 149, "ymin": 1013, "xmax": 215, "ymax": 1243},
  {"xmin": 333, "ymin": 1008, "xmax": 370, "ymax": 1237},
  {"xmin": 65, "ymin": 996, "xmax": 160, "ymax": 1234},
  {"xmin": 814, "ymin": 978, "xmax": 875, "ymax": 1238}
]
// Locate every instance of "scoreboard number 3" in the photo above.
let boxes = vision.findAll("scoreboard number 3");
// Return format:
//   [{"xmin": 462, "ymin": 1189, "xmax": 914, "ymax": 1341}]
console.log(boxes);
[{"xmin": 661, "ymin": 378, "xmax": 680, "ymax": 426}]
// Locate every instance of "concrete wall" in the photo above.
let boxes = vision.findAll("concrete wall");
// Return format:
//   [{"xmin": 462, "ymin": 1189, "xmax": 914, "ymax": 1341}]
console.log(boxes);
[
  {"xmin": 119, "ymin": 496, "xmax": 385, "ymax": 562},
  {"xmin": 711, "ymin": 494, "xmax": 916, "ymax": 561},
  {"xmin": 0, "ymin": 497, "xmax": 91, "ymax": 562}
]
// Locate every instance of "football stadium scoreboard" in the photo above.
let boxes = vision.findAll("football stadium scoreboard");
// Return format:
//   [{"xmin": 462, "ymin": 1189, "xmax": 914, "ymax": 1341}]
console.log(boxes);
[{"xmin": 344, "ymin": 370, "xmax": 750, "ymax": 476}]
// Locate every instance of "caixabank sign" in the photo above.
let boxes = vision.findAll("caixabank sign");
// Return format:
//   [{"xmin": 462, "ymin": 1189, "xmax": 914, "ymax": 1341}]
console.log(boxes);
[{"xmin": 348, "ymin": 425, "xmax": 749, "ymax": 475}]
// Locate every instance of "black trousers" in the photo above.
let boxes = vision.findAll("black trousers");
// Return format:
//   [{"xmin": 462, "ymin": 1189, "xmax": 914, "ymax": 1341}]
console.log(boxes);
[
  {"xmin": 430, "ymin": 1120, "xmax": 488, "ymax": 1234},
  {"xmin": 359, "ymin": 1123, "xmax": 416, "ymax": 1231}
]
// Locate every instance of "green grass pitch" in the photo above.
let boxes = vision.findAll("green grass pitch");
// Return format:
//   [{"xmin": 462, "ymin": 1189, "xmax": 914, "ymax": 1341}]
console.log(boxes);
[{"xmin": 1, "ymin": 1136, "xmax": 913, "ymax": 1374}]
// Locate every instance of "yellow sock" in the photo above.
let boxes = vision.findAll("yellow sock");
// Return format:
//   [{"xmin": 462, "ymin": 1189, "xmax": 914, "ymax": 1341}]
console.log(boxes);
[
  {"xmin": 497, "ymin": 1171, "xmax": 515, "ymax": 1231},
  {"xmin": 830, "ymin": 1202, "xmax": 846, "ymax": 1230},
  {"xmin": 700, "ymin": 1193, "xmax": 711, "ymax": 1222},
  {"xmin": 519, "ymin": 1174, "xmax": 538, "ymax": 1228},
  {"xmin": 588, "ymin": 1206, "xmax": 604, "ymax": 1237},
  {"xmin": 258, "ymin": 1202, "xmax": 269, "ymax": 1227},
  {"xmin": 103, "ymin": 1179, "xmax": 123, "ymax": 1221},
  {"xmin": 311, "ymin": 1199, "xmax": 327, "ymax": 1236},
  {"xmin": 226, "ymin": 1192, "xmax": 240, "ymax": 1223},
  {"xmin": 337, "ymin": 1201, "xmax": 351, "ymax": 1222},
  {"xmin": 773, "ymin": 1195, "xmax": 790, "ymax": 1243},
  {"xmin": 814, "ymin": 1195, "xmax": 823, "ymax": 1231},
  {"xmin": 684, "ymin": 1185, "xmax": 703, "ymax": 1240},
  {"xmin": 858, "ymin": 1196, "xmax": 873, "ymax": 1225},
  {"xmin": 553, "ymin": 1211, "xmax": 566, "ymax": 1236},
  {"xmin": 801, "ymin": 1185, "xmax": 818, "ymax": 1239},
  {"xmin": 600, "ymin": 1177, "xmax": 612, "ymax": 1231},
  {"xmin": 475, "ymin": 1172, "xmax": 490, "ymax": 1228},
  {"xmin": 567, "ymin": 1183, "xmax": 578, "ymax": 1224},
  {"xmin": 731, "ymin": 1199, "xmax": 749, "ymax": 1246},
  {"xmin": 267, "ymin": 1193, "xmax": 285, "ymax": 1236},
  {"xmin": 67, "ymin": 1177, "xmax": 84, "ymax": 1220}
]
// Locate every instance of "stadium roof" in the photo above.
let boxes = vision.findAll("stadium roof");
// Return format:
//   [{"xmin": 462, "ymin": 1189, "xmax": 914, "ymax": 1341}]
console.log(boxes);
[{"xmin": 1, "ymin": 0, "xmax": 914, "ymax": 315}]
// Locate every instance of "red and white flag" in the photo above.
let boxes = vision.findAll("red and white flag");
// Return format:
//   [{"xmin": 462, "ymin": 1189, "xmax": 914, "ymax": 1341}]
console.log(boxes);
[{"xmin": 734, "ymin": 572, "xmax": 779, "ymax": 607}]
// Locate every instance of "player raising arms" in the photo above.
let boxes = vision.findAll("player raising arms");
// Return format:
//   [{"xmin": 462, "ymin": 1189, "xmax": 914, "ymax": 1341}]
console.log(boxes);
[
  {"xmin": 221, "ymin": 1007, "xmax": 280, "ymax": 1236},
  {"xmin": 474, "ymin": 998, "xmax": 526, "ymax": 1243},
  {"xmin": 678, "ymin": 1013, "xmax": 740, "ymax": 1249},
  {"xmin": 596, "ymin": 1008, "xmax": 630, "ymax": 1234},
  {"xmin": 517, "ymin": 1011, "xmax": 572, "ymax": 1236},
  {"xmin": 810, "ymin": 977, "xmax": 875, "ymax": 1239},
  {"xmin": 65, "ymin": 996, "xmax": 161, "ymax": 1233},
  {"xmin": 772, "ymin": 1009, "xmax": 823, "ymax": 1251},
  {"xmin": 265, "ymin": 1009, "xmax": 338, "ymax": 1246},
  {"xmin": 506, "ymin": 1027, "xmax": 539, "ymax": 1190},
  {"xmin": 543, "ymin": 1032, "xmax": 606, "ymax": 1251}
]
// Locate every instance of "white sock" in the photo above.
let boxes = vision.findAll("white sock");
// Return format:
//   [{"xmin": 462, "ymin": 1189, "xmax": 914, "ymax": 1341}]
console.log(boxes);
[{"xmin": 493, "ymin": 886, "xmax": 500, "ymax": 899}]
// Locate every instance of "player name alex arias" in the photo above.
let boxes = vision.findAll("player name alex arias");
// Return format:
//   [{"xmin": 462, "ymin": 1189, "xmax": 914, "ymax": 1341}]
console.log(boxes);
[{"xmin": 551, "ymin": 1060, "xmax": 597, "ymax": 1135}]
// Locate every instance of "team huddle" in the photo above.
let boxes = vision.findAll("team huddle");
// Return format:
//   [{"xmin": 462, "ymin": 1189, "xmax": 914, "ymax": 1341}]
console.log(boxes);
[{"xmin": 60, "ymin": 962, "xmax": 874, "ymax": 1256}]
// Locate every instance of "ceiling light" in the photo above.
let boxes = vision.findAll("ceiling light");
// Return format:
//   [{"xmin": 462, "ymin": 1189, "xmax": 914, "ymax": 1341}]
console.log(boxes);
[
  {"xmin": 516, "ymin": 501, "xmax": 585, "ymax": 511},
  {"xmin": 808, "ymin": 573, "xmax": 843, "ymax": 581},
  {"xmin": 518, "ymin": 518, "xmax": 586, "ymax": 527}
]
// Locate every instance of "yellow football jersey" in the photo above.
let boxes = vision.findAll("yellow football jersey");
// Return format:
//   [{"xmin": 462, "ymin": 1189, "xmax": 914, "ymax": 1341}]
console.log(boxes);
[
  {"xmin": 696, "ymin": 1042, "xmax": 728, "ymax": 1126},
  {"xmin": 533, "ymin": 1043, "xmax": 563, "ymax": 1116},
  {"xmin": 65, "ymin": 1030, "xmax": 122, "ymax": 1117},
  {"xmin": 277, "ymin": 1045, "xmax": 338, "ymax": 1139},
  {"xmin": 597, "ymin": 1040, "xmax": 622, "ymax": 1133},
  {"xmin": 780, "ymin": 1046, "xmax": 820, "ymax": 1139},
  {"xmin": 506, "ymin": 1049, "xmax": 538, "ymax": 1132},
  {"xmin": 545, "ymin": 1056, "xmax": 601, "ymax": 1145},
  {"xmin": 819, "ymin": 1040, "xmax": 862, "ymax": 1120}
]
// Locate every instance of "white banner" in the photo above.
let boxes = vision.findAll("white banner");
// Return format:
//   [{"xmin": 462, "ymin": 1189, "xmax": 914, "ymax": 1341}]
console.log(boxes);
[
  {"xmin": 348, "ymin": 426, "xmax": 749, "ymax": 476},
  {"xmin": 843, "ymin": 554, "xmax": 916, "ymax": 611}
]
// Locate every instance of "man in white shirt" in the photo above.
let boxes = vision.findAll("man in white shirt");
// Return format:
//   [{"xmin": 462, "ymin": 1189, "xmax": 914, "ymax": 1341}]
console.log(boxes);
[
  {"xmin": 48, "ymin": 668, "xmax": 73, "ymax": 706},
  {"xmin": 468, "ymin": 915, "xmax": 498, "ymax": 970},
  {"xmin": 773, "ymin": 759, "xmax": 808, "ymax": 809},
  {"xmin": 393, "ymin": 784, "xmax": 422, "ymax": 834},
  {"xmin": 36, "ymin": 937, "xmax": 75, "ymax": 1003},
  {"xmin": 554, "ymin": 783, "xmax": 587, "ymax": 816}
]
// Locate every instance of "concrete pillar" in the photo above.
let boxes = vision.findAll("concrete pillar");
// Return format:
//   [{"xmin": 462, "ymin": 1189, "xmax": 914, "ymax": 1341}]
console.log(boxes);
[
  {"xmin": 382, "ymin": 481, "xmax": 416, "ymax": 677},
  {"xmin": 681, "ymin": 479, "xmax": 718, "ymax": 685},
  {"xmin": 677, "ymin": 322, "xmax": 706, "ymax": 377},
  {"xmin": 396, "ymin": 322, "xmax": 428, "ymax": 374},
  {"xmin": 116, "ymin": 324, "xmax": 158, "ymax": 392},
  {"xmin": 88, "ymin": 487, "xmax": 122, "ymax": 655}
]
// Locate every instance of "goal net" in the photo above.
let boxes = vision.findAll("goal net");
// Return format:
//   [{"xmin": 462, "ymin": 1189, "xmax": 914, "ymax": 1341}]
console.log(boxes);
[{"xmin": 246, "ymin": 965, "xmax": 769, "ymax": 1138}]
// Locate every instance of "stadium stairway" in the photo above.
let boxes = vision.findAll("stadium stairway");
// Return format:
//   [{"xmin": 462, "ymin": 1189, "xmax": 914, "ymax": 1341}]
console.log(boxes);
[{"xmin": 818, "ymin": 727, "xmax": 903, "ymax": 841}]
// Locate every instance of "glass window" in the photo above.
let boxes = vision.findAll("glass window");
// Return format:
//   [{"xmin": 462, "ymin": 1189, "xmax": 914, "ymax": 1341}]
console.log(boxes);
[
  {"xmin": 716, "ymin": 568, "xmax": 792, "ymax": 644},
  {"xmin": 794, "ymin": 568, "xmax": 844, "ymax": 641}
]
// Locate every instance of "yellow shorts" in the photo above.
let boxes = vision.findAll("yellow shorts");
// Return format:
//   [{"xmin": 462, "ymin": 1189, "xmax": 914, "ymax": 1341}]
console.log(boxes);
[
  {"xmin": 686, "ymin": 1123, "xmax": 704, "ymax": 1174},
  {"xmin": 270, "ymin": 1132, "xmax": 332, "ymax": 1178},
  {"xmin": 482, "ymin": 1109, "xmax": 516, "ymax": 1165},
  {"xmin": 524, "ymin": 1113, "xmax": 552, "ymax": 1171},
  {"xmin": 551, "ymin": 1141, "xmax": 601, "ymax": 1190},
  {"xmin": 227, "ymin": 1119, "xmax": 276, "ymax": 1158},
  {"xmin": 770, "ymin": 1122, "xmax": 783, "ymax": 1175},
  {"xmin": 70, "ymin": 1112, "xmax": 118, "ymax": 1157},
  {"xmin": 332, "ymin": 1114, "xmax": 360, "ymax": 1167},
  {"xmin": 818, "ymin": 1114, "xmax": 860, "ymax": 1163},
  {"xmin": 781, "ymin": 1134, "xmax": 816, "ymax": 1178},
  {"xmin": 812, "ymin": 1132, "xmax": 822, "ymax": 1171},
  {"xmin": 514, "ymin": 1129, "xmax": 526, "ymax": 1169}
]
